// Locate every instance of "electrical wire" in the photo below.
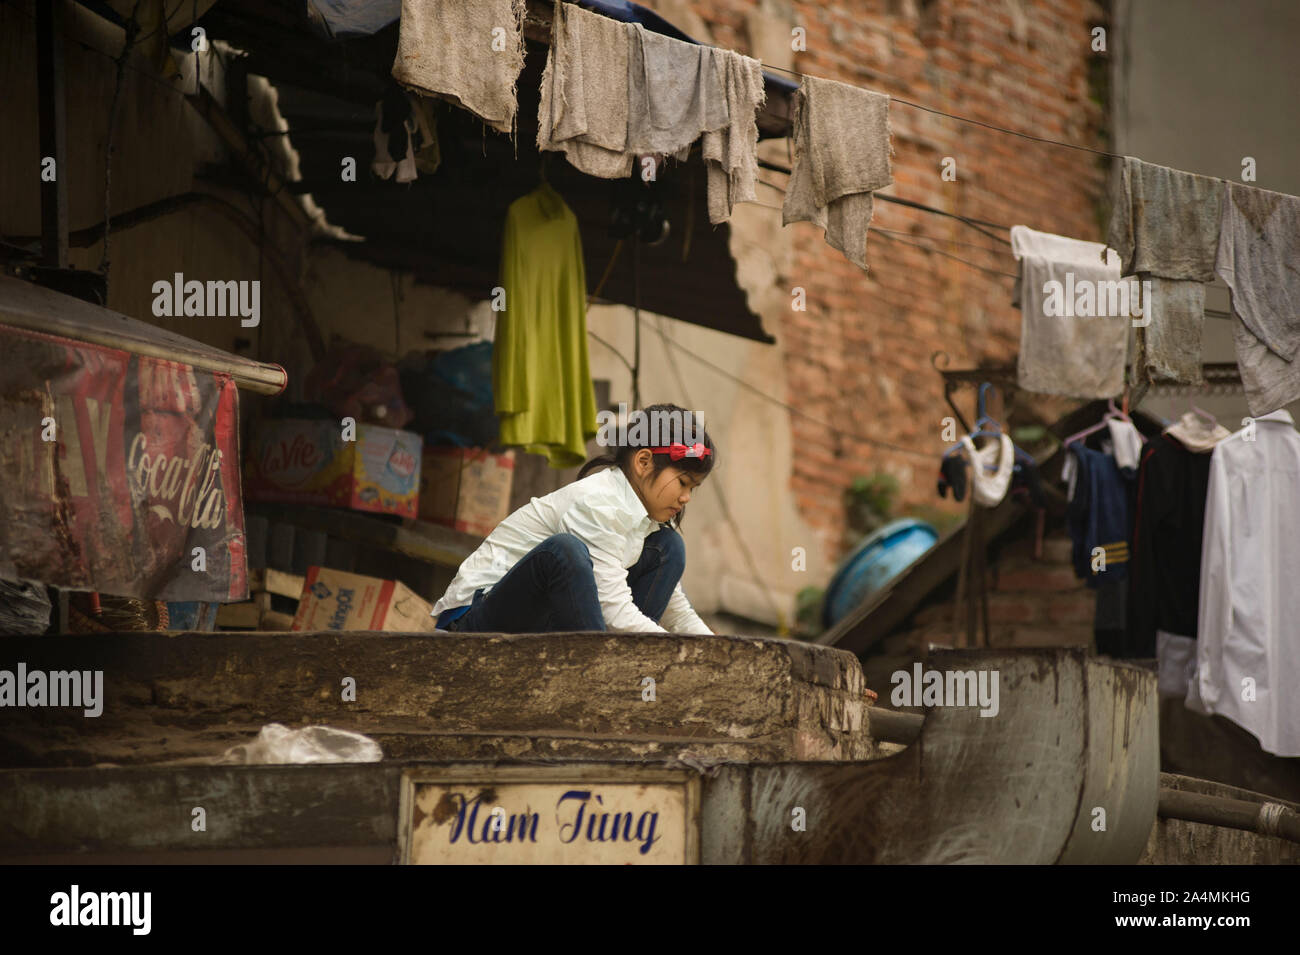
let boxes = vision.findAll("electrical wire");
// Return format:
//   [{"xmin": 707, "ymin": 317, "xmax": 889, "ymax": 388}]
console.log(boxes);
[{"xmin": 651, "ymin": 314, "xmax": 788, "ymax": 632}]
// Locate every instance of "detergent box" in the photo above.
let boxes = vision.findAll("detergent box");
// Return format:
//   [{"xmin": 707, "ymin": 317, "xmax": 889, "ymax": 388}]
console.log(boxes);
[{"xmin": 245, "ymin": 418, "xmax": 422, "ymax": 519}]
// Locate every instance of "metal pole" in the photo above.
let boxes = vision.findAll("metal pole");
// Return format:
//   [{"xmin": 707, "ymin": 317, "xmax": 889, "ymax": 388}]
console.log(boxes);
[
  {"xmin": 632, "ymin": 232, "xmax": 641, "ymax": 410},
  {"xmin": 36, "ymin": 0, "xmax": 69, "ymax": 269}
]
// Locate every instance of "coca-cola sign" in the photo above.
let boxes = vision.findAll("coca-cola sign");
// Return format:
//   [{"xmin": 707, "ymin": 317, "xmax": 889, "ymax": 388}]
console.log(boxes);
[{"xmin": 0, "ymin": 323, "xmax": 247, "ymax": 602}]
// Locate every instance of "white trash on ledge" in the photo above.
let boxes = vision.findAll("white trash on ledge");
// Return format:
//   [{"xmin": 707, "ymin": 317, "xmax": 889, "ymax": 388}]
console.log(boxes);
[{"xmin": 218, "ymin": 724, "xmax": 384, "ymax": 765}]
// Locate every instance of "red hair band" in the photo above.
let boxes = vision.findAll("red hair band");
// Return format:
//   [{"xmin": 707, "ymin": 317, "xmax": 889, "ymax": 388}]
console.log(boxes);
[{"xmin": 650, "ymin": 443, "xmax": 711, "ymax": 460}]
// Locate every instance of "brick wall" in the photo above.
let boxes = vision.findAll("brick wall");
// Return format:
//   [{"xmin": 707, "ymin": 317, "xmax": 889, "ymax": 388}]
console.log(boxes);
[{"xmin": 682, "ymin": 0, "xmax": 1111, "ymax": 564}]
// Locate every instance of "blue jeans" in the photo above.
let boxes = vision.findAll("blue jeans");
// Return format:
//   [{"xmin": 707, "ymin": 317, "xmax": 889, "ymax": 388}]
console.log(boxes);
[{"xmin": 444, "ymin": 529, "xmax": 685, "ymax": 633}]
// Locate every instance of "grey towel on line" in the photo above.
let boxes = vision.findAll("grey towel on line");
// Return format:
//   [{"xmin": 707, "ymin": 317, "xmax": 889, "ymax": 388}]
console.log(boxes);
[
  {"xmin": 701, "ymin": 47, "xmax": 766, "ymax": 225},
  {"xmin": 1216, "ymin": 182, "xmax": 1300, "ymax": 415},
  {"xmin": 783, "ymin": 75, "xmax": 893, "ymax": 271},
  {"xmin": 1105, "ymin": 156, "xmax": 1225, "ymax": 385},
  {"xmin": 537, "ymin": 1, "xmax": 636, "ymax": 179},
  {"xmin": 538, "ymin": 3, "xmax": 764, "ymax": 224},
  {"xmin": 392, "ymin": 0, "xmax": 526, "ymax": 136}
]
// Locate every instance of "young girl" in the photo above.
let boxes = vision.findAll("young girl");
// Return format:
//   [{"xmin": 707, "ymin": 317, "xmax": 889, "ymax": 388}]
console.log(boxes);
[{"xmin": 431, "ymin": 403, "xmax": 715, "ymax": 634}]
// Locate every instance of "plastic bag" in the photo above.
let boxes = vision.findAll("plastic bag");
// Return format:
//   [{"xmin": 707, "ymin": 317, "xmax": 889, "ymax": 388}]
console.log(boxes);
[{"xmin": 218, "ymin": 723, "xmax": 383, "ymax": 765}]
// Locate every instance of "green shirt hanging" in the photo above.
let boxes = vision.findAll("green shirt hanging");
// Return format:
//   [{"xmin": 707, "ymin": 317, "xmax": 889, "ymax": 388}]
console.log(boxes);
[{"xmin": 494, "ymin": 183, "xmax": 598, "ymax": 468}]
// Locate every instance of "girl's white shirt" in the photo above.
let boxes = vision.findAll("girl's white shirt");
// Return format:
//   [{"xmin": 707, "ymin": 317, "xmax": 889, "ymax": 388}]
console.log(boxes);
[{"xmin": 430, "ymin": 466, "xmax": 712, "ymax": 634}]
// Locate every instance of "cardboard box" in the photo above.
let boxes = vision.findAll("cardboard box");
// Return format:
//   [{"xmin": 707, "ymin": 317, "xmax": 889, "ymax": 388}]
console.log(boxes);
[
  {"xmin": 419, "ymin": 447, "xmax": 514, "ymax": 537},
  {"xmin": 245, "ymin": 418, "xmax": 422, "ymax": 519},
  {"xmin": 291, "ymin": 566, "xmax": 438, "ymax": 632}
]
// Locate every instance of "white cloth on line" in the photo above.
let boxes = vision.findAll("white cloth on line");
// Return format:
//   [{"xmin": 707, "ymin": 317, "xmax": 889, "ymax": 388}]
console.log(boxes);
[
  {"xmin": 1009, "ymin": 225, "xmax": 1128, "ymax": 399},
  {"xmin": 431, "ymin": 466, "xmax": 712, "ymax": 635},
  {"xmin": 1195, "ymin": 409, "xmax": 1300, "ymax": 757}
]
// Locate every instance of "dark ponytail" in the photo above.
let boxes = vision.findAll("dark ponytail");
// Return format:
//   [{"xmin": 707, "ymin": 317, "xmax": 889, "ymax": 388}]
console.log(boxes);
[{"xmin": 577, "ymin": 403, "xmax": 716, "ymax": 527}]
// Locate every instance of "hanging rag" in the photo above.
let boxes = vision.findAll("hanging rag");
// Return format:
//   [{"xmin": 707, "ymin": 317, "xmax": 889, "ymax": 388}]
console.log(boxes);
[
  {"xmin": 1215, "ymin": 182, "xmax": 1300, "ymax": 415},
  {"xmin": 494, "ymin": 183, "xmax": 598, "ymax": 468},
  {"xmin": 1105, "ymin": 156, "xmax": 1224, "ymax": 385},
  {"xmin": 537, "ymin": 1, "xmax": 636, "ymax": 179},
  {"xmin": 626, "ymin": 25, "xmax": 729, "ymax": 159},
  {"xmin": 701, "ymin": 49, "xmax": 766, "ymax": 224},
  {"xmin": 1134, "ymin": 276, "xmax": 1206, "ymax": 384},
  {"xmin": 960, "ymin": 434, "xmax": 1014, "ymax": 508},
  {"xmin": 783, "ymin": 76, "xmax": 893, "ymax": 271},
  {"xmin": 1009, "ymin": 225, "xmax": 1128, "ymax": 399},
  {"xmin": 392, "ymin": 0, "xmax": 525, "ymax": 136}
]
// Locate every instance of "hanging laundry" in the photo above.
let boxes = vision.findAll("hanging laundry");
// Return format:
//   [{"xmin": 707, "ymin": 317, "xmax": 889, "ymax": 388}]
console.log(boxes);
[
  {"xmin": 1164, "ymin": 409, "xmax": 1231, "ymax": 454},
  {"xmin": 1127, "ymin": 432, "xmax": 1219, "ymax": 658},
  {"xmin": 783, "ymin": 76, "xmax": 893, "ymax": 271},
  {"xmin": 410, "ymin": 96, "xmax": 441, "ymax": 175},
  {"xmin": 1065, "ymin": 444, "xmax": 1131, "ymax": 586},
  {"xmin": 392, "ymin": 0, "xmax": 525, "ymax": 136},
  {"xmin": 1105, "ymin": 157, "xmax": 1224, "ymax": 386},
  {"xmin": 1193, "ymin": 410, "xmax": 1300, "ymax": 757},
  {"xmin": 936, "ymin": 453, "xmax": 968, "ymax": 502},
  {"xmin": 959, "ymin": 434, "xmax": 1015, "ymax": 507},
  {"xmin": 1134, "ymin": 277, "xmax": 1205, "ymax": 385},
  {"xmin": 1105, "ymin": 417, "xmax": 1143, "ymax": 473},
  {"xmin": 371, "ymin": 91, "xmax": 439, "ymax": 183},
  {"xmin": 1215, "ymin": 183, "xmax": 1300, "ymax": 415},
  {"xmin": 626, "ymin": 26, "xmax": 729, "ymax": 159},
  {"xmin": 1010, "ymin": 226, "xmax": 1128, "ymax": 399},
  {"xmin": 537, "ymin": 1, "xmax": 636, "ymax": 180},
  {"xmin": 494, "ymin": 183, "xmax": 598, "ymax": 468},
  {"xmin": 701, "ymin": 49, "xmax": 765, "ymax": 225}
]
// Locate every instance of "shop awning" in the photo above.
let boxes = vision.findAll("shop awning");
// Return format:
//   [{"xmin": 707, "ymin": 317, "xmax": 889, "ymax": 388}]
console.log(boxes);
[
  {"xmin": 0, "ymin": 274, "xmax": 287, "ymax": 395},
  {"xmin": 0, "ymin": 276, "xmax": 253, "ymax": 601}
]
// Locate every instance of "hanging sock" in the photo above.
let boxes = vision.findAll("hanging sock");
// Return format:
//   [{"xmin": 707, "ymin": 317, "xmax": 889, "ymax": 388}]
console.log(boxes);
[
  {"xmin": 392, "ymin": 0, "xmax": 525, "ymax": 136},
  {"xmin": 782, "ymin": 76, "xmax": 893, "ymax": 271},
  {"xmin": 1215, "ymin": 183, "xmax": 1300, "ymax": 416}
]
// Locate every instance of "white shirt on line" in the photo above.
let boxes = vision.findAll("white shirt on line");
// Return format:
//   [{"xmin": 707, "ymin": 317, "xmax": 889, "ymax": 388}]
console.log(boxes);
[
  {"xmin": 1191, "ymin": 408, "xmax": 1300, "ymax": 757},
  {"xmin": 430, "ymin": 465, "xmax": 713, "ymax": 634}
]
